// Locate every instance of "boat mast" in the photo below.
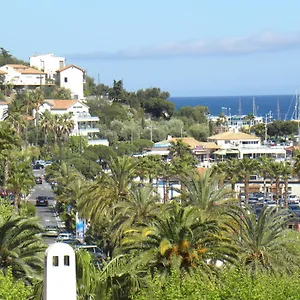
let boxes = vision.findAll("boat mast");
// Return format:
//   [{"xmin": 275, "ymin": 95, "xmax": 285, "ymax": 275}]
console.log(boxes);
[
  {"xmin": 238, "ymin": 97, "xmax": 242, "ymax": 116},
  {"xmin": 277, "ymin": 98, "xmax": 280, "ymax": 120}
]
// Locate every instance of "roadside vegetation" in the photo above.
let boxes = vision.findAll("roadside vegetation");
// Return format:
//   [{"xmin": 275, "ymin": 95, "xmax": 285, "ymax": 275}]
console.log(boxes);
[{"xmin": 1, "ymin": 48, "xmax": 300, "ymax": 299}]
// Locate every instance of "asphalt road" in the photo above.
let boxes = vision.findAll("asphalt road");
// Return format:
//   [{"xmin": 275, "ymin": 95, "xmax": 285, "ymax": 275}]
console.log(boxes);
[{"xmin": 28, "ymin": 169, "xmax": 59, "ymax": 245}]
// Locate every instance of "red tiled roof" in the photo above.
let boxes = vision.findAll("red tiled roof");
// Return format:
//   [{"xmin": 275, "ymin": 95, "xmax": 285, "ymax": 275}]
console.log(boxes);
[
  {"xmin": 6, "ymin": 64, "xmax": 45, "ymax": 74},
  {"xmin": 46, "ymin": 99, "xmax": 79, "ymax": 110},
  {"xmin": 56, "ymin": 64, "xmax": 84, "ymax": 73}
]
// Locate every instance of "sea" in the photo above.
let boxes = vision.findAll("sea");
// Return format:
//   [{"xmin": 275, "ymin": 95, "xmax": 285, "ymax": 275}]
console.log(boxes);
[{"xmin": 169, "ymin": 95, "xmax": 298, "ymax": 120}]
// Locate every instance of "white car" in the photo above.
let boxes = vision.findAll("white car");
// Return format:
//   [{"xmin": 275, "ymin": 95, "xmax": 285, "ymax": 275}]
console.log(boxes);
[
  {"xmin": 56, "ymin": 233, "xmax": 73, "ymax": 241},
  {"xmin": 288, "ymin": 194, "xmax": 299, "ymax": 203}
]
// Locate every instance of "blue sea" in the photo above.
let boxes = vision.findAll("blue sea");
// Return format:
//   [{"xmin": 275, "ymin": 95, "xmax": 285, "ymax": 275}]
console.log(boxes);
[{"xmin": 169, "ymin": 95, "xmax": 297, "ymax": 120}]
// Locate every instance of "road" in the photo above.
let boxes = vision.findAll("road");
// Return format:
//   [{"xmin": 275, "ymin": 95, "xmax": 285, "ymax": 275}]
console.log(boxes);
[{"xmin": 28, "ymin": 169, "xmax": 59, "ymax": 245}]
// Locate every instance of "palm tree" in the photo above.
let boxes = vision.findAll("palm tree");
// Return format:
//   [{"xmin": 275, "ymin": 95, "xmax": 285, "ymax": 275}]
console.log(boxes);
[
  {"xmin": 122, "ymin": 202, "xmax": 237, "ymax": 275},
  {"xmin": 258, "ymin": 156, "xmax": 273, "ymax": 198},
  {"xmin": 226, "ymin": 205, "xmax": 296, "ymax": 274},
  {"xmin": 7, "ymin": 158, "xmax": 35, "ymax": 209},
  {"xmin": 111, "ymin": 185, "xmax": 161, "ymax": 242},
  {"xmin": 214, "ymin": 159, "xmax": 240, "ymax": 194},
  {"xmin": 106, "ymin": 155, "xmax": 140, "ymax": 199},
  {"xmin": 39, "ymin": 110, "xmax": 53, "ymax": 145},
  {"xmin": 237, "ymin": 157, "xmax": 259, "ymax": 204},
  {"xmin": 269, "ymin": 161, "xmax": 283, "ymax": 204},
  {"xmin": 76, "ymin": 249, "xmax": 99, "ymax": 299},
  {"xmin": 177, "ymin": 168, "xmax": 232, "ymax": 217},
  {"xmin": 0, "ymin": 121, "xmax": 21, "ymax": 190},
  {"xmin": 30, "ymin": 89, "xmax": 44, "ymax": 145},
  {"xmin": 0, "ymin": 216, "xmax": 46, "ymax": 282},
  {"xmin": 159, "ymin": 162, "xmax": 175, "ymax": 203},
  {"xmin": 281, "ymin": 161, "xmax": 292, "ymax": 207}
]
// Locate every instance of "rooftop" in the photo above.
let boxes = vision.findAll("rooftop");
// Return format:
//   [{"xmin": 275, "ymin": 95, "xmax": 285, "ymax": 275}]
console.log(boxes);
[
  {"xmin": 56, "ymin": 64, "xmax": 84, "ymax": 73},
  {"xmin": 208, "ymin": 131, "xmax": 259, "ymax": 141},
  {"xmin": 45, "ymin": 99, "xmax": 80, "ymax": 110},
  {"xmin": 5, "ymin": 64, "xmax": 45, "ymax": 74}
]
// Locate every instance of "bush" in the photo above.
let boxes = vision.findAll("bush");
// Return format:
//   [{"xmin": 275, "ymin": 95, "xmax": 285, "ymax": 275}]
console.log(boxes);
[
  {"xmin": 133, "ymin": 267, "xmax": 300, "ymax": 300},
  {"xmin": 0, "ymin": 268, "xmax": 33, "ymax": 299},
  {"xmin": 22, "ymin": 202, "xmax": 36, "ymax": 217}
]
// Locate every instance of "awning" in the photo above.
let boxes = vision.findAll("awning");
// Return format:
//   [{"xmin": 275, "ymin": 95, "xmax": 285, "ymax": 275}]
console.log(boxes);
[
  {"xmin": 214, "ymin": 149, "xmax": 227, "ymax": 155},
  {"xmin": 226, "ymin": 150, "xmax": 239, "ymax": 154},
  {"xmin": 214, "ymin": 149, "xmax": 239, "ymax": 155}
]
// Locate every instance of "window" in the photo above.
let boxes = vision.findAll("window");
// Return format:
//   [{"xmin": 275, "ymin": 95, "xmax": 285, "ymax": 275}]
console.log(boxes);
[
  {"xmin": 59, "ymin": 60, "xmax": 64, "ymax": 68},
  {"xmin": 64, "ymin": 77, "xmax": 68, "ymax": 83},
  {"xmin": 52, "ymin": 256, "xmax": 59, "ymax": 266},
  {"xmin": 64, "ymin": 255, "xmax": 70, "ymax": 266}
]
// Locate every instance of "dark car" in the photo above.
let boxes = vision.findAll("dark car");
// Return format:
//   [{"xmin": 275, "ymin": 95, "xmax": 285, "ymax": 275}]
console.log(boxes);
[
  {"xmin": 289, "ymin": 205, "xmax": 300, "ymax": 218},
  {"xmin": 35, "ymin": 176, "xmax": 43, "ymax": 184},
  {"xmin": 33, "ymin": 163, "xmax": 44, "ymax": 170},
  {"xmin": 36, "ymin": 196, "xmax": 48, "ymax": 206}
]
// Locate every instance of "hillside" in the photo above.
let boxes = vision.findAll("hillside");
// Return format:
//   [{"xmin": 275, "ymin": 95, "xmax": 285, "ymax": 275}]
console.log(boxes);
[{"xmin": 0, "ymin": 47, "xmax": 29, "ymax": 67}]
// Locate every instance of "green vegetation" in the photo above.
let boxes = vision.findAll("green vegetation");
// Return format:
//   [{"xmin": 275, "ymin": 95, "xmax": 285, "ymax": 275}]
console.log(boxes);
[{"xmin": 2, "ymin": 48, "xmax": 300, "ymax": 299}]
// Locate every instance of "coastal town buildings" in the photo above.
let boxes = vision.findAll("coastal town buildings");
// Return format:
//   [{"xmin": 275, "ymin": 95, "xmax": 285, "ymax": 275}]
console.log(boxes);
[
  {"xmin": 55, "ymin": 65, "xmax": 85, "ymax": 100},
  {"xmin": 30, "ymin": 53, "xmax": 65, "ymax": 81},
  {"xmin": 39, "ymin": 99, "xmax": 108, "ymax": 146},
  {"xmin": 207, "ymin": 131, "xmax": 286, "ymax": 160},
  {"xmin": 30, "ymin": 53, "xmax": 85, "ymax": 100},
  {"xmin": 0, "ymin": 64, "xmax": 46, "ymax": 88}
]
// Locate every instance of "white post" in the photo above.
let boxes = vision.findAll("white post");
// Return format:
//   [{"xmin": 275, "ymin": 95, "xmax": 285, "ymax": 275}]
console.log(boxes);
[{"xmin": 44, "ymin": 243, "xmax": 77, "ymax": 300}]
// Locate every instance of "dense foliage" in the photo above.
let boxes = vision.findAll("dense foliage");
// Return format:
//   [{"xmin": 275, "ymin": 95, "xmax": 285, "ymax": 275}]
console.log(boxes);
[{"xmin": 1, "ymin": 48, "xmax": 300, "ymax": 299}]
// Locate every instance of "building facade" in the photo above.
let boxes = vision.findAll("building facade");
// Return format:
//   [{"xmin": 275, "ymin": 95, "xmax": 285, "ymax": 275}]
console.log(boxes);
[
  {"xmin": 55, "ymin": 65, "xmax": 85, "ymax": 100},
  {"xmin": 0, "ymin": 64, "xmax": 46, "ymax": 88},
  {"xmin": 39, "ymin": 99, "xmax": 103, "ymax": 145},
  {"xmin": 30, "ymin": 53, "xmax": 65, "ymax": 81}
]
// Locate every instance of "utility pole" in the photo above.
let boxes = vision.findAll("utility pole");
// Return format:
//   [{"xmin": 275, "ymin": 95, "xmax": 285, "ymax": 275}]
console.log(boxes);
[{"xmin": 264, "ymin": 113, "xmax": 268, "ymax": 145}]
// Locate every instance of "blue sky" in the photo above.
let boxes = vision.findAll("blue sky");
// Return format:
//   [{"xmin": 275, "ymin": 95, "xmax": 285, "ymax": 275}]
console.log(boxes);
[{"xmin": 2, "ymin": 0, "xmax": 300, "ymax": 96}]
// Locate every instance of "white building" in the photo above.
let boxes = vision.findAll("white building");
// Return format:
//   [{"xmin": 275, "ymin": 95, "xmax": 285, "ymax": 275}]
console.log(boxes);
[
  {"xmin": 207, "ymin": 131, "xmax": 286, "ymax": 160},
  {"xmin": 30, "ymin": 53, "xmax": 65, "ymax": 81},
  {"xmin": 208, "ymin": 131, "xmax": 261, "ymax": 148},
  {"xmin": 39, "ymin": 99, "xmax": 105, "ymax": 145},
  {"xmin": 0, "ymin": 64, "xmax": 46, "ymax": 88},
  {"xmin": 56, "ymin": 65, "xmax": 85, "ymax": 100}
]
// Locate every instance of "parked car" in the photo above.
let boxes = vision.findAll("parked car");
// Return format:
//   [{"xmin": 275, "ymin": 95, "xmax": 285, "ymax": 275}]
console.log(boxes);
[
  {"xmin": 76, "ymin": 245, "xmax": 107, "ymax": 263},
  {"xmin": 36, "ymin": 196, "xmax": 48, "ymax": 206},
  {"xmin": 56, "ymin": 233, "xmax": 74, "ymax": 241},
  {"xmin": 289, "ymin": 205, "xmax": 300, "ymax": 218},
  {"xmin": 33, "ymin": 163, "xmax": 44, "ymax": 170},
  {"xmin": 288, "ymin": 194, "xmax": 299, "ymax": 203},
  {"xmin": 35, "ymin": 176, "xmax": 42, "ymax": 184},
  {"xmin": 57, "ymin": 238, "xmax": 83, "ymax": 246},
  {"xmin": 43, "ymin": 225, "xmax": 60, "ymax": 237}
]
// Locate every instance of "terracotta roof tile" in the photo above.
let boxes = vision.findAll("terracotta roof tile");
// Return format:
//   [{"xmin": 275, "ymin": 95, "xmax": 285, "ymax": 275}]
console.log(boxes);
[
  {"xmin": 46, "ymin": 99, "xmax": 79, "ymax": 110},
  {"xmin": 0, "ymin": 70, "xmax": 7, "ymax": 74},
  {"xmin": 207, "ymin": 131, "xmax": 259, "ymax": 140},
  {"xmin": 5, "ymin": 64, "xmax": 45, "ymax": 74},
  {"xmin": 168, "ymin": 137, "xmax": 202, "ymax": 148},
  {"xmin": 56, "ymin": 64, "xmax": 84, "ymax": 73}
]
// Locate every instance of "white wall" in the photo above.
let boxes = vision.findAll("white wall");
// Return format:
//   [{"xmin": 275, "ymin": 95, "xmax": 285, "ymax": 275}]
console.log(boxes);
[
  {"xmin": 44, "ymin": 243, "xmax": 76, "ymax": 300},
  {"xmin": 58, "ymin": 67, "xmax": 84, "ymax": 100},
  {"xmin": 30, "ymin": 54, "xmax": 65, "ymax": 80},
  {"xmin": 0, "ymin": 65, "xmax": 46, "ymax": 86}
]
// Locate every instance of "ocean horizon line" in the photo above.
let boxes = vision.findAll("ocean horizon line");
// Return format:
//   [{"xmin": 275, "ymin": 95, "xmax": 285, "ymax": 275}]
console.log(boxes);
[{"xmin": 169, "ymin": 93, "xmax": 293, "ymax": 99}]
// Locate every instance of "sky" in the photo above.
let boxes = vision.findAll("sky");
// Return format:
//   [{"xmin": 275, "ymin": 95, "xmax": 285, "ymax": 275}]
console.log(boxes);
[{"xmin": 2, "ymin": 0, "xmax": 300, "ymax": 96}]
